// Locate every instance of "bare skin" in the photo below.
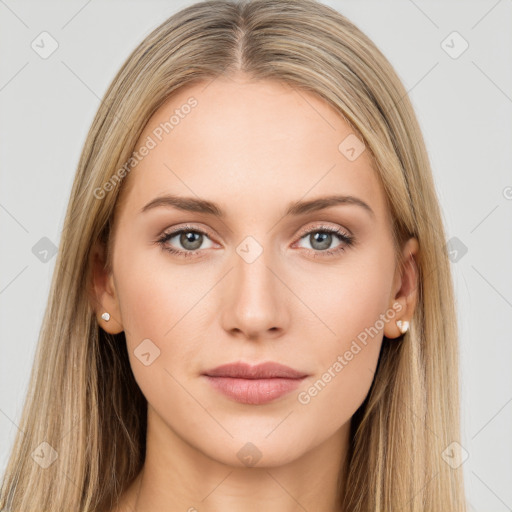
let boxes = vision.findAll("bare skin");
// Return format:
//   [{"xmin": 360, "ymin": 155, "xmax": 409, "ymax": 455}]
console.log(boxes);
[{"xmin": 92, "ymin": 72, "xmax": 419, "ymax": 512}]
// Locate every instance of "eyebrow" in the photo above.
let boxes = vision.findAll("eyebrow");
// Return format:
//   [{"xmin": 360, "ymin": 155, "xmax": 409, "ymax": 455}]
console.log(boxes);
[{"xmin": 140, "ymin": 194, "xmax": 375, "ymax": 219}]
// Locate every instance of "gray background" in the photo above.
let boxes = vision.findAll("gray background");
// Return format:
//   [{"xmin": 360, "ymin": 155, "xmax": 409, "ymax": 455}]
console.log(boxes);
[{"xmin": 1, "ymin": 1, "xmax": 511, "ymax": 510}]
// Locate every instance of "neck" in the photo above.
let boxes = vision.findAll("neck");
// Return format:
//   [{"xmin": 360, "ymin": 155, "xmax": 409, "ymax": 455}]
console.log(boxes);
[{"xmin": 115, "ymin": 405, "xmax": 350, "ymax": 512}]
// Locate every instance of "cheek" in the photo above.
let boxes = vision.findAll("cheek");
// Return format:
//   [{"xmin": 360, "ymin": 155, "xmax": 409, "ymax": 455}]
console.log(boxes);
[
  {"xmin": 114, "ymin": 240, "xmax": 207, "ymax": 340},
  {"xmin": 298, "ymin": 250, "xmax": 394, "ymax": 353},
  {"xmin": 112, "ymin": 243, "xmax": 209, "ymax": 387},
  {"xmin": 112, "ymin": 254, "xmax": 218, "ymax": 436},
  {"xmin": 294, "ymin": 247, "xmax": 395, "ymax": 425}
]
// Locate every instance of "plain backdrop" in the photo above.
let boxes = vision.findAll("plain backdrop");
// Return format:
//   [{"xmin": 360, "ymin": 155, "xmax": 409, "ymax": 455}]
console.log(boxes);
[{"xmin": 1, "ymin": 1, "xmax": 511, "ymax": 510}]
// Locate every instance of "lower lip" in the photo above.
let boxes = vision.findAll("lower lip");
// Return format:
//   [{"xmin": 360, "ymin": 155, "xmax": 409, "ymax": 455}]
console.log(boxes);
[{"xmin": 203, "ymin": 376, "xmax": 305, "ymax": 405}]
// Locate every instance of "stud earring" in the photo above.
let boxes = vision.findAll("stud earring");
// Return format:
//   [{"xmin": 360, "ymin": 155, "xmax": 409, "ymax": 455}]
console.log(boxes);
[
  {"xmin": 396, "ymin": 319, "xmax": 409, "ymax": 334},
  {"xmin": 101, "ymin": 312, "xmax": 110, "ymax": 322}
]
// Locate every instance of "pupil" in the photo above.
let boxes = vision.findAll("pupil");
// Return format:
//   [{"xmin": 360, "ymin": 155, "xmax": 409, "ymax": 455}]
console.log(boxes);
[
  {"xmin": 182, "ymin": 231, "xmax": 202, "ymax": 250},
  {"xmin": 312, "ymin": 232, "xmax": 331, "ymax": 250}
]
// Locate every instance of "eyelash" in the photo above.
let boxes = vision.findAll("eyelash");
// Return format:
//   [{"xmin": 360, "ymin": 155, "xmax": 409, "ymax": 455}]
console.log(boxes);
[{"xmin": 155, "ymin": 224, "xmax": 355, "ymax": 260}]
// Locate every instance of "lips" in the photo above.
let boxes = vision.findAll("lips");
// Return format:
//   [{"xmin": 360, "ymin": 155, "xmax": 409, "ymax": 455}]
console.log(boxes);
[
  {"xmin": 203, "ymin": 361, "xmax": 308, "ymax": 379},
  {"xmin": 202, "ymin": 361, "xmax": 309, "ymax": 405}
]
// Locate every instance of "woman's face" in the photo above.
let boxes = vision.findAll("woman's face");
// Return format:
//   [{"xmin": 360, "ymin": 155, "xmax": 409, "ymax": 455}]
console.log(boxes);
[{"xmin": 97, "ymin": 74, "xmax": 417, "ymax": 468}]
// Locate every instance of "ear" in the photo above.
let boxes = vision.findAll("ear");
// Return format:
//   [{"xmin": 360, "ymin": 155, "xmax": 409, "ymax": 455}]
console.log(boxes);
[
  {"xmin": 384, "ymin": 237, "xmax": 420, "ymax": 339},
  {"xmin": 90, "ymin": 240, "xmax": 124, "ymax": 334}
]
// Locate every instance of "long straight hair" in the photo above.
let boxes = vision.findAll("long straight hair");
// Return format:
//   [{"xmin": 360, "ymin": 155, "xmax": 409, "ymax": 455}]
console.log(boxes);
[{"xmin": 1, "ymin": 1, "xmax": 466, "ymax": 510}]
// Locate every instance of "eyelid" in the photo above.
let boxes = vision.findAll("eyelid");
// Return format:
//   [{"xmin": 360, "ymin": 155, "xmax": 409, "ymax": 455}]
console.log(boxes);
[
  {"xmin": 161, "ymin": 223, "xmax": 217, "ymax": 241},
  {"xmin": 294, "ymin": 221, "xmax": 352, "ymax": 239}
]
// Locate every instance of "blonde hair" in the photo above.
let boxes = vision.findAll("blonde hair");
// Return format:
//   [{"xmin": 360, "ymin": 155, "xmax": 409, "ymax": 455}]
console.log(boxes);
[{"xmin": 0, "ymin": 1, "xmax": 466, "ymax": 510}]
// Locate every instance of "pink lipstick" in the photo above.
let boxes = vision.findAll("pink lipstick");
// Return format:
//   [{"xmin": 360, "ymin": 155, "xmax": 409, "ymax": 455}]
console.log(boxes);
[{"xmin": 202, "ymin": 361, "xmax": 308, "ymax": 405}]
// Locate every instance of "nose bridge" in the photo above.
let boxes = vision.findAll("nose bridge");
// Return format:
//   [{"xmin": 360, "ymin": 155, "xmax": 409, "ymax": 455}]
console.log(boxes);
[{"xmin": 221, "ymin": 235, "xmax": 288, "ymax": 337}]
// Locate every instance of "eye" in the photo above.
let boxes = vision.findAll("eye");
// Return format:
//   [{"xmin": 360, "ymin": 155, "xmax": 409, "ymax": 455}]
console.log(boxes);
[
  {"xmin": 156, "ymin": 225, "xmax": 214, "ymax": 258},
  {"xmin": 294, "ymin": 225, "xmax": 354, "ymax": 257},
  {"xmin": 155, "ymin": 224, "xmax": 355, "ymax": 259}
]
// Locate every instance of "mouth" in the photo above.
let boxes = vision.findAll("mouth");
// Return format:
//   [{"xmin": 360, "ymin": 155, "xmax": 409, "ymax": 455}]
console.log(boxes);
[{"xmin": 202, "ymin": 361, "xmax": 309, "ymax": 405}]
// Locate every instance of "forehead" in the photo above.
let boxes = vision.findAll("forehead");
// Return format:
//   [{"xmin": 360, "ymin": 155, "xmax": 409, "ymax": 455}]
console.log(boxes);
[{"xmin": 116, "ymin": 75, "xmax": 389, "ymax": 224}]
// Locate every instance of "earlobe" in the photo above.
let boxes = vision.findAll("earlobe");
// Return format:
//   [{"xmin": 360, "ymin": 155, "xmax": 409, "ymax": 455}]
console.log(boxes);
[
  {"xmin": 90, "ymin": 241, "xmax": 124, "ymax": 334},
  {"xmin": 384, "ymin": 237, "xmax": 420, "ymax": 340}
]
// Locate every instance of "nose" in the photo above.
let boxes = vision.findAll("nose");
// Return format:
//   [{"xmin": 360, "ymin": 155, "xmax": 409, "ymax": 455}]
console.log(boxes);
[{"xmin": 220, "ymin": 246, "xmax": 290, "ymax": 341}]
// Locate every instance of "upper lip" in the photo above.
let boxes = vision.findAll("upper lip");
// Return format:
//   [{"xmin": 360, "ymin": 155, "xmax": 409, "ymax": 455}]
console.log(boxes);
[{"xmin": 203, "ymin": 361, "xmax": 308, "ymax": 379}]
